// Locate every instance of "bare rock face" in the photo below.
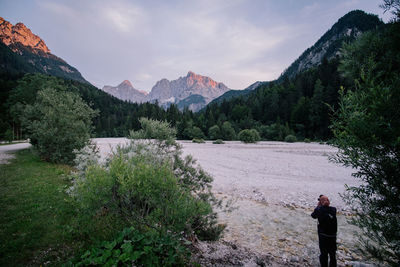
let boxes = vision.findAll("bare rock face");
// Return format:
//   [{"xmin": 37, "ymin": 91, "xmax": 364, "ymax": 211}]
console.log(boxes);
[
  {"xmin": 147, "ymin": 71, "xmax": 231, "ymax": 111},
  {"xmin": 0, "ymin": 17, "xmax": 50, "ymax": 55},
  {"xmin": 102, "ymin": 80, "xmax": 147, "ymax": 103},
  {"xmin": 0, "ymin": 17, "xmax": 88, "ymax": 83}
]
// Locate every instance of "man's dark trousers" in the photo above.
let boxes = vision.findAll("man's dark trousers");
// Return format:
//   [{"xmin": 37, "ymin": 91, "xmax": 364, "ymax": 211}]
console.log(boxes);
[{"xmin": 318, "ymin": 234, "xmax": 336, "ymax": 267}]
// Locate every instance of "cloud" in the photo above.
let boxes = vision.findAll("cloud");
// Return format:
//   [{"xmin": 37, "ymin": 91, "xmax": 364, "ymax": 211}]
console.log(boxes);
[
  {"xmin": 101, "ymin": 4, "xmax": 147, "ymax": 33},
  {"xmin": 39, "ymin": 1, "xmax": 79, "ymax": 19},
  {"xmin": 146, "ymin": 3, "xmax": 298, "ymax": 75}
]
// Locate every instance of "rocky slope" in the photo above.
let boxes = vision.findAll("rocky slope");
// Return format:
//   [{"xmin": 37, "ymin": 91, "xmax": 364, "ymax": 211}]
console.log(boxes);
[
  {"xmin": 278, "ymin": 10, "xmax": 383, "ymax": 80},
  {"xmin": 209, "ymin": 10, "xmax": 383, "ymax": 107},
  {"xmin": 0, "ymin": 17, "xmax": 87, "ymax": 83},
  {"xmin": 102, "ymin": 80, "xmax": 147, "ymax": 103}
]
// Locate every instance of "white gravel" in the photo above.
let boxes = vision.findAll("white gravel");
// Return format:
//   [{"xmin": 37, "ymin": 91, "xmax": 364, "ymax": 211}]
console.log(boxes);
[
  {"xmin": 179, "ymin": 140, "xmax": 357, "ymax": 210},
  {"xmin": 93, "ymin": 138, "xmax": 370, "ymax": 266}
]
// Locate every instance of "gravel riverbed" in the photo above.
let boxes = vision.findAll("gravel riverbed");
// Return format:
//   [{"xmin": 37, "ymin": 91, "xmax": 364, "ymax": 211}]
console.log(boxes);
[{"xmin": 93, "ymin": 138, "xmax": 376, "ymax": 266}]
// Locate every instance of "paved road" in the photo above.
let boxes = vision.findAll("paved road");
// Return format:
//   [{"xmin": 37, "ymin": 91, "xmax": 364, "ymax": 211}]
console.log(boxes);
[{"xmin": 0, "ymin": 143, "xmax": 31, "ymax": 164}]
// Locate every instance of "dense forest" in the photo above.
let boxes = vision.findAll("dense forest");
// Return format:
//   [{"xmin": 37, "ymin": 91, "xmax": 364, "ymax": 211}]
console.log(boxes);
[
  {"xmin": 0, "ymin": 54, "xmax": 368, "ymax": 142},
  {"xmin": 0, "ymin": 57, "xmax": 350, "ymax": 142},
  {"xmin": 194, "ymin": 58, "xmax": 345, "ymax": 141}
]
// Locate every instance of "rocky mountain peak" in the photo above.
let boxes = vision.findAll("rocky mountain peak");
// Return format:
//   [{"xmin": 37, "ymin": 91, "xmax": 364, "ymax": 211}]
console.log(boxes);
[
  {"xmin": 185, "ymin": 71, "xmax": 223, "ymax": 89},
  {"xmin": 146, "ymin": 71, "xmax": 231, "ymax": 111},
  {"xmin": 187, "ymin": 71, "xmax": 196, "ymax": 77},
  {"xmin": 0, "ymin": 17, "xmax": 50, "ymax": 54},
  {"xmin": 102, "ymin": 80, "xmax": 147, "ymax": 103},
  {"xmin": 119, "ymin": 80, "xmax": 133, "ymax": 88}
]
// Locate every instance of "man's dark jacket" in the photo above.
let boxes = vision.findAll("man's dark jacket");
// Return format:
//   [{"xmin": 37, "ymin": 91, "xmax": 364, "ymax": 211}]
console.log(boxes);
[{"xmin": 311, "ymin": 206, "xmax": 337, "ymax": 236}]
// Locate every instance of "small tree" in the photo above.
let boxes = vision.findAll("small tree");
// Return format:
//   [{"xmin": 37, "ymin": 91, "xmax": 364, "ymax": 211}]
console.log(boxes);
[
  {"xmin": 191, "ymin": 126, "xmax": 205, "ymax": 139},
  {"xmin": 22, "ymin": 87, "xmax": 98, "ymax": 164},
  {"xmin": 284, "ymin": 134, "xmax": 297, "ymax": 143},
  {"xmin": 208, "ymin": 125, "xmax": 221, "ymax": 140},
  {"xmin": 238, "ymin": 129, "xmax": 260, "ymax": 143},
  {"xmin": 221, "ymin": 121, "xmax": 236, "ymax": 140},
  {"xmin": 332, "ymin": 21, "xmax": 400, "ymax": 265}
]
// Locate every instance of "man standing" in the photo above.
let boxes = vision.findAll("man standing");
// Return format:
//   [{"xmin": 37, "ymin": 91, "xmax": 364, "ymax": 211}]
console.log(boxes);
[{"xmin": 311, "ymin": 195, "xmax": 337, "ymax": 267}]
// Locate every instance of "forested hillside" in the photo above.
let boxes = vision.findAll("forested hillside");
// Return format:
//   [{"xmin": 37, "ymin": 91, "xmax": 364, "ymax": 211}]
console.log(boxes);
[{"xmin": 194, "ymin": 58, "xmax": 343, "ymax": 141}]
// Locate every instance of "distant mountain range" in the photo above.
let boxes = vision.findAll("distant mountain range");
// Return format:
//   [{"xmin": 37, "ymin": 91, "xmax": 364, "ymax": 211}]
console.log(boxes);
[
  {"xmin": 0, "ymin": 17, "xmax": 88, "ymax": 83},
  {"xmin": 102, "ymin": 71, "xmax": 230, "ymax": 111}
]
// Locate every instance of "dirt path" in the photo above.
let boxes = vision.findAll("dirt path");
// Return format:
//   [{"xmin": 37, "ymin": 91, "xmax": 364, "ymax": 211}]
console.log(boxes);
[{"xmin": 0, "ymin": 143, "xmax": 31, "ymax": 164}]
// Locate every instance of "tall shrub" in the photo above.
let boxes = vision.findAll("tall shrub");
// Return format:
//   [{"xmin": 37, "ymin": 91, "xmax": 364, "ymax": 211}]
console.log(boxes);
[
  {"xmin": 22, "ymin": 86, "xmax": 97, "ymax": 164},
  {"xmin": 238, "ymin": 129, "xmax": 260, "ymax": 143}
]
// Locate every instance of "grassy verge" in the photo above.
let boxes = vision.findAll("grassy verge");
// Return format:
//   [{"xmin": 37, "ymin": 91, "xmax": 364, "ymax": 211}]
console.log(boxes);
[{"xmin": 0, "ymin": 149, "xmax": 80, "ymax": 266}]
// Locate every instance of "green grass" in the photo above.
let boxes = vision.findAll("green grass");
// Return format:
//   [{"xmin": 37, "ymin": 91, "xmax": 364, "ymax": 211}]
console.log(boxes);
[{"xmin": 0, "ymin": 149, "xmax": 80, "ymax": 266}]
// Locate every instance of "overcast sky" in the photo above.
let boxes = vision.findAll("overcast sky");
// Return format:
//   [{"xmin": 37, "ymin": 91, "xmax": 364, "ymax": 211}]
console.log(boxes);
[{"xmin": 1, "ymin": 0, "xmax": 390, "ymax": 91}]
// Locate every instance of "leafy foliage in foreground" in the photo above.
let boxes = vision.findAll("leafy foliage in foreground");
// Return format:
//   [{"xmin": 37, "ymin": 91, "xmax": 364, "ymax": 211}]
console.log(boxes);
[
  {"xmin": 332, "ymin": 20, "xmax": 400, "ymax": 265},
  {"xmin": 75, "ymin": 227, "xmax": 188, "ymax": 266}
]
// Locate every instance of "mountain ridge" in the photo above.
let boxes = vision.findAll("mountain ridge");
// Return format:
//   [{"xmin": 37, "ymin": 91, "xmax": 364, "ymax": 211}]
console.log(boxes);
[
  {"xmin": 278, "ymin": 10, "xmax": 383, "ymax": 80},
  {"xmin": 208, "ymin": 10, "xmax": 383, "ymax": 107},
  {"xmin": 0, "ymin": 17, "xmax": 88, "ymax": 83},
  {"xmin": 102, "ymin": 71, "xmax": 231, "ymax": 111}
]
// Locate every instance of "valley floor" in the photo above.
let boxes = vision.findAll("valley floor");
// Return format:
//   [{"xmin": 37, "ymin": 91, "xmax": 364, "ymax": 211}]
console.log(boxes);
[{"xmin": 94, "ymin": 138, "xmax": 376, "ymax": 266}]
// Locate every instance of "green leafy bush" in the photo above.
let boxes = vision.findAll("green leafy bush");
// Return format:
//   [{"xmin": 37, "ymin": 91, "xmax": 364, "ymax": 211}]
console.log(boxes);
[
  {"xmin": 76, "ymin": 227, "xmax": 188, "ymax": 266},
  {"xmin": 208, "ymin": 125, "xmax": 221, "ymax": 140},
  {"xmin": 221, "ymin": 122, "xmax": 236, "ymax": 140},
  {"xmin": 304, "ymin": 138, "xmax": 311, "ymax": 143},
  {"xmin": 238, "ymin": 129, "xmax": 260, "ymax": 143},
  {"xmin": 70, "ymin": 118, "xmax": 224, "ymax": 248},
  {"xmin": 284, "ymin": 135, "xmax": 297, "ymax": 143},
  {"xmin": 258, "ymin": 122, "xmax": 292, "ymax": 141},
  {"xmin": 192, "ymin": 138, "xmax": 205, "ymax": 143},
  {"xmin": 21, "ymin": 86, "xmax": 98, "ymax": 164},
  {"xmin": 191, "ymin": 126, "xmax": 205, "ymax": 139},
  {"xmin": 212, "ymin": 139, "xmax": 224, "ymax": 144}
]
